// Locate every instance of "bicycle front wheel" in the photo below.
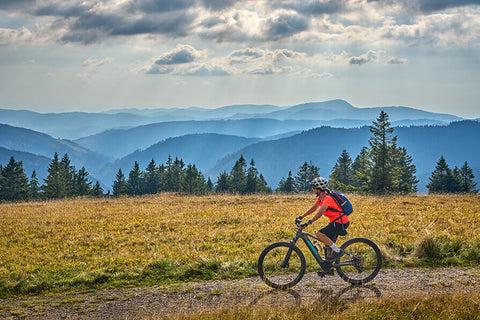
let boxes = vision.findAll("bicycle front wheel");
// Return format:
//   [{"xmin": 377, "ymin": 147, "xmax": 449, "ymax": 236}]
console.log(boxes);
[
  {"xmin": 335, "ymin": 237, "xmax": 382, "ymax": 285},
  {"xmin": 257, "ymin": 242, "xmax": 306, "ymax": 289}
]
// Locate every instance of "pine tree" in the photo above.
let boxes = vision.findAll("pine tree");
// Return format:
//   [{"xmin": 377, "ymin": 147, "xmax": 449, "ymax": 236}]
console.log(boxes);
[
  {"xmin": 92, "ymin": 181, "xmax": 104, "ymax": 197},
  {"xmin": 75, "ymin": 166, "xmax": 92, "ymax": 196},
  {"xmin": 43, "ymin": 152, "xmax": 68, "ymax": 199},
  {"xmin": 294, "ymin": 162, "xmax": 310, "ymax": 192},
  {"xmin": 112, "ymin": 168, "xmax": 128, "ymax": 196},
  {"xmin": 330, "ymin": 150, "xmax": 354, "ymax": 190},
  {"xmin": 457, "ymin": 161, "xmax": 478, "ymax": 193},
  {"xmin": 28, "ymin": 170, "xmax": 41, "ymax": 199},
  {"xmin": 245, "ymin": 159, "xmax": 259, "ymax": 194},
  {"xmin": 60, "ymin": 153, "xmax": 76, "ymax": 197},
  {"xmin": 181, "ymin": 164, "xmax": 206, "ymax": 194},
  {"xmin": 294, "ymin": 161, "xmax": 320, "ymax": 192},
  {"xmin": 230, "ymin": 155, "xmax": 247, "ymax": 193},
  {"xmin": 206, "ymin": 177, "xmax": 214, "ymax": 192},
  {"xmin": 256, "ymin": 174, "xmax": 270, "ymax": 193},
  {"xmin": 144, "ymin": 158, "xmax": 160, "ymax": 194},
  {"xmin": 278, "ymin": 171, "xmax": 295, "ymax": 193},
  {"xmin": 215, "ymin": 171, "xmax": 230, "ymax": 193},
  {"xmin": 366, "ymin": 111, "xmax": 398, "ymax": 193},
  {"xmin": 128, "ymin": 161, "xmax": 143, "ymax": 195},
  {"xmin": 165, "ymin": 156, "xmax": 183, "ymax": 192},
  {"xmin": 351, "ymin": 147, "xmax": 370, "ymax": 188},
  {"xmin": 358, "ymin": 111, "xmax": 418, "ymax": 194},
  {"xmin": 0, "ymin": 157, "xmax": 29, "ymax": 201},
  {"xmin": 427, "ymin": 156, "xmax": 460, "ymax": 193},
  {"xmin": 395, "ymin": 147, "xmax": 418, "ymax": 193}
]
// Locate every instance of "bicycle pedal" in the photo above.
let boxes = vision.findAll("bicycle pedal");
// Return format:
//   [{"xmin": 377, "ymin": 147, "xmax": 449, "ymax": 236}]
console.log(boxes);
[{"xmin": 317, "ymin": 269, "xmax": 334, "ymax": 277}]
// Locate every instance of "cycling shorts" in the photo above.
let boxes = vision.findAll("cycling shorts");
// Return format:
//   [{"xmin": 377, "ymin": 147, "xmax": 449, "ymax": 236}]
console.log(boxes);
[{"xmin": 319, "ymin": 221, "xmax": 350, "ymax": 243}]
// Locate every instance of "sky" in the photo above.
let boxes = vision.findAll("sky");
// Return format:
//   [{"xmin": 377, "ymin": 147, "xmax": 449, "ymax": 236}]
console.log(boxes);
[{"xmin": 0, "ymin": 0, "xmax": 479, "ymax": 118}]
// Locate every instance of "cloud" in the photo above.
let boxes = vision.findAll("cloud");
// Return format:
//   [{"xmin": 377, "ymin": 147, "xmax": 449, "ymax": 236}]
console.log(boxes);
[
  {"xmin": 264, "ymin": 13, "xmax": 310, "ymax": 39},
  {"xmin": 34, "ymin": 1, "xmax": 88, "ymax": 17},
  {"xmin": 199, "ymin": 0, "xmax": 237, "ymax": 11},
  {"xmin": 309, "ymin": 50, "xmax": 407, "ymax": 66},
  {"xmin": 274, "ymin": 0, "xmax": 347, "ymax": 16},
  {"xmin": 403, "ymin": 0, "xmax": 480, "ymax": 14},
  {"xmin": 200, "ymin": 16, "xmax": 228, "ymax": 28},
  {"xmin": 145, "ymin": 65, "xmax": 175, "ymax": 74},
  {"xmin": 181, "ymin": 64, "xmax": 231, "ymax": 76},
  {"xmin": 378, "ymin": 10, "xmax": 480, "ymax": 46},
  {"xmin": 387, "ymin": 57, "xmax": 407, "ymax": 64},
  {"xmin": 82, "ymin": 58, "xmax": 113, "ymax": 67},
  {"xmin": 29, "ymin": 0, "xmax": 199, "ymax": 44},
  {"xmin": 228, "ymin": 48, "xmax": 265, "ymax": 63},
  {"xmin": 154, "ymin": 44, "xmax": 207, "ymax": 65},
  {"xmin": 5, "ymin": 0, "xmax": 477, "ymax": 48},
  {"xmin": 142, "ymin": 45, "xmax": 406, "ymax": 78},
  {"xmin": 135, "ymin": 0, "xmax": 196, "ymax": 13},
  {"xmin": 368, "ymin": 0, "xmax": 480, "ymax": 14},
  {"xmin": 0, "ymin": 0, "xmax": 35, "ymax": 10},
  {"xmin": 0, "ymin": 27, "xmax": 31, "ymax": 45},
  {"xmin": 75, "ymin": 72, "xmax": 91, "ymax": 84},
  {"xmin": 349, "ymin": 51, "xmax": 377, "ymax": 65}
]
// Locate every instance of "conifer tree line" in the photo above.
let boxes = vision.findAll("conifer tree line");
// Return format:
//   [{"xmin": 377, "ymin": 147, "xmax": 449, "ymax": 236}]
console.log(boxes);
[
  {"xmin": 0, "ymin": 152, "xmax": 103, "ymax": 201},
  {"xmin": 277, "ymin": 111, "xmax": 477, "ymax": 194},
  {"xmin": 1, "ymin": 111, "xmax": 478, "ymax": 201},
  {"xmin": 112, "ymin": 155, "xmax": 214, "ymax": 196},
  {"xmin": 112, "ymin": 154, "xmax": 270, "ymax": 196}
]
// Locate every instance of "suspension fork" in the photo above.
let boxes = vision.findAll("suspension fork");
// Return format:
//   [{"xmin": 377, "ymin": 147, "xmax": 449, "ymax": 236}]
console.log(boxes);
[{"xmin": 280, "ymin": 236, "xmax": 299, "ymax": 268}]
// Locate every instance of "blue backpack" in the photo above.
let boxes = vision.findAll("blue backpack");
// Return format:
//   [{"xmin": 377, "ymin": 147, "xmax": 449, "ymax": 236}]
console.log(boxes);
[{"xmin": 328, "ymin": 191, "xmax": 353, "ymax": 223}]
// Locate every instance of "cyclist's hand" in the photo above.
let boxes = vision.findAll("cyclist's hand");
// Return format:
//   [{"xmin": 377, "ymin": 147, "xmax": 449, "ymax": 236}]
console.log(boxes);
[
  {"xmin": 299, "ymin": 220, "xmax": 312, "ymax": 229},
  {"xmin": 295, "ymin": 216, "xmax": 303, "ymax": 225}
]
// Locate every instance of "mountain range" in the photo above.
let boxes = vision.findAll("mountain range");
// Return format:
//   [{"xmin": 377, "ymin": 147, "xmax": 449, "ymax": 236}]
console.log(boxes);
[
  {"xmin": 0, "ymin": 99, "xmax": 477, "ymax": 192},
  {"xmin": 1, "ymin": 100, "xmax": 460, "ymax": 140}
]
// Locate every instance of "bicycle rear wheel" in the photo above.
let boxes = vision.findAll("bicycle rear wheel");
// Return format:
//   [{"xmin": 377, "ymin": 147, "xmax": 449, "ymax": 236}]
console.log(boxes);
[
  {"xmin": 335, "ymin": 237, "xmax": 382, "ymax": 285},
  {"xmin": 257, "ymin": 242, "xmax": 306, "ymax": 289}
]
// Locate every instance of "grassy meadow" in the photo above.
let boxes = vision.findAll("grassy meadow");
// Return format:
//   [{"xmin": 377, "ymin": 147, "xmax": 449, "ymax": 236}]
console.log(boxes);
[
  {"xmin": 1, "ymin": 193, "xmax": 480, "ymax": 298},
  {"xmin": 168, "ymin": 292, "xmax": 480, "ymax": 320}
]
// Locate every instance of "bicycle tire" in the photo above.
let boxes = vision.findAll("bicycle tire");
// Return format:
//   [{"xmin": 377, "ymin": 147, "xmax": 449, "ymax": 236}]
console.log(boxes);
[
  {"xmin": 335, "ymin": 237, "xmax": 382, "ymax": 285},
  {"xmin": 257, "ymin": 242, "xmax": 306, "ymax": 289}
]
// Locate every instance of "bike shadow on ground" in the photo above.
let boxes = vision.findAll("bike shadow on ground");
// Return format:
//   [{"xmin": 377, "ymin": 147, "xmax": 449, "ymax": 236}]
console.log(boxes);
[{"xmin": 248, "ymin": 284, "xmax": 382, "ymax": 309}]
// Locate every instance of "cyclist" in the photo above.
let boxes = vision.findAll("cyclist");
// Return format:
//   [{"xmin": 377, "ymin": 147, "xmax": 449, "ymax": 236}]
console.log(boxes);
[{"xmin": 295, "ymin": 177, "xmax": 349, "ymax": 261}]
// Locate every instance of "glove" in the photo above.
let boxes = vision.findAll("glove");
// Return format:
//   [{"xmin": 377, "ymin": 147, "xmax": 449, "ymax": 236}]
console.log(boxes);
[
  {"xmin": 295, "ymin": 216, "xmax": 303, "ymax": 225},
  {"xmin": 300, "ymin": 220, "xmax": 312, "ymax": 228}
]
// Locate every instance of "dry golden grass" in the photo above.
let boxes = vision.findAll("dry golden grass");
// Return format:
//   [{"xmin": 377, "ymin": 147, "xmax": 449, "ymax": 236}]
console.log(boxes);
[
  {"xmin": 165, "ymin": 292, "xmax": 480, "ymax": 320},
  {"xmin": 0, "ymin": 193, "xmax": 479, "ymax": 297}
]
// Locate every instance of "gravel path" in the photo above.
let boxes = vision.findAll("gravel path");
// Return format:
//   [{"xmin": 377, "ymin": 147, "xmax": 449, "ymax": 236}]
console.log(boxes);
[{"xmin": 2, "ymin": 267, "xmax": 480, "ymax": 319}]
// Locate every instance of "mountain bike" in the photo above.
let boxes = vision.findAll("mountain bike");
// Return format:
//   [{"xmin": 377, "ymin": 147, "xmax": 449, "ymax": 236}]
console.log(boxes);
[{"xmin": 258, "ymin": 220, "xmax": 382, "ymax": 289}]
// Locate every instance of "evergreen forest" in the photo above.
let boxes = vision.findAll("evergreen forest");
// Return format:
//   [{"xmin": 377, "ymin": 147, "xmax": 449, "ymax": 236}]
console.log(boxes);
[{"xmin": 1, "ymin": 112, "xmax": 477, "ymax": 201}]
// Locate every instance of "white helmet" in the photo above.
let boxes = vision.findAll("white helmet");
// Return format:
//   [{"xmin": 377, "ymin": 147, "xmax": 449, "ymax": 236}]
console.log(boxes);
[{"xmin": 311, "ymin": 177, "xmax": 329, "ymax": 190}]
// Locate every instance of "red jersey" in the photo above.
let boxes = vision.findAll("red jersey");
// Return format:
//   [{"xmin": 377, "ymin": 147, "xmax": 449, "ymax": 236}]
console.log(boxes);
[{"xmin": 316, "ymin": 193, "xmax": 349, "ymax": 224}]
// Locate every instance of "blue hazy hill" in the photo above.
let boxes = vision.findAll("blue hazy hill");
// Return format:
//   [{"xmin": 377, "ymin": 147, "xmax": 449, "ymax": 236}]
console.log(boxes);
[
  {"xmin": 1, "ymin": 99, "xmax": 461, "ymax": 140},
  {"xmin": 205, "ymin": 121, "xmax": 480, "ymax": 192}
]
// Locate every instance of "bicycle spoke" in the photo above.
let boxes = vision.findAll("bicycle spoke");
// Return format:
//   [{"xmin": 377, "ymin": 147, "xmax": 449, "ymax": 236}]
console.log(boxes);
[
  {"xmin": 336, "ymin": 238, "xmax": 382, "ymax": 285},
  {"xmin": 258, "ymin": 242, "xmax": 306, "ymax": 289}
]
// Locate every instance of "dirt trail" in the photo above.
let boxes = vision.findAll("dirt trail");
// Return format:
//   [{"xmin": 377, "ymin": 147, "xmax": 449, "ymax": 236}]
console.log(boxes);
[{"xmin": 2, "ymin": 267, "xmax": 480, "ymax": 319}]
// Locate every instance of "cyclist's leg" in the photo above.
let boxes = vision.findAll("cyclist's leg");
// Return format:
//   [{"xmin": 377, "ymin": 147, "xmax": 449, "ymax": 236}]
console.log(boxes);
[{"xmin": 316, "ymin": 223, "xmax": 337, "ymax": 246}]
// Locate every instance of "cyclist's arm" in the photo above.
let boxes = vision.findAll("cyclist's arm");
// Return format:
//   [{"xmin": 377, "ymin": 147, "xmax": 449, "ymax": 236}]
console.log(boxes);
[
  {"xmin": 309, "ymin": 205, "xmax": 328, "ymax": 224},
  {"xmin": 300, "ymin": 202, "xmax": 320, "ymax": 219}
]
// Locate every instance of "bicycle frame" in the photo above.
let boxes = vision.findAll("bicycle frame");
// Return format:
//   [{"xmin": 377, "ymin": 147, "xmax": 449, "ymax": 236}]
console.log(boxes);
[
  {"xmin": 290, "ymin": 229, "xmax": 326, "ymax": 267},
  {"xmin": 288, "ymin": 228, "xmax": 357, "ymax": 270}
]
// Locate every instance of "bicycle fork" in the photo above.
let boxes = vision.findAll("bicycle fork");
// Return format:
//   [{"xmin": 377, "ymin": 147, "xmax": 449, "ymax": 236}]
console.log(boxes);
[{"xmin": 280, "ymin": 237, "xmax": 299, "ymax": 268}]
